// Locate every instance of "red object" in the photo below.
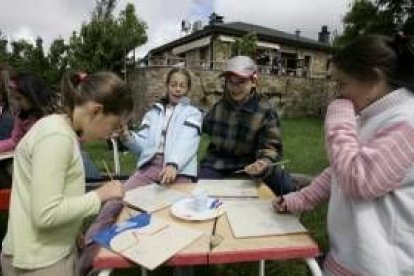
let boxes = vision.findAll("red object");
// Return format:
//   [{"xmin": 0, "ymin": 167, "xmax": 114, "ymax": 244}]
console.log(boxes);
[
  {"xmin": 0, "ymin": 189, "xmax": 11, "ymax": 211},
  {"xmin": 93, "ymin": 242, "xmax": 319, "ymax": 270}
]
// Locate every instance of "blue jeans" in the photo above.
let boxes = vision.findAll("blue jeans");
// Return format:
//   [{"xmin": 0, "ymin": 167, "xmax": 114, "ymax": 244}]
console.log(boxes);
[{"xmin": 198, "ymin": 165, "xmax": 295, "ymax": 196}]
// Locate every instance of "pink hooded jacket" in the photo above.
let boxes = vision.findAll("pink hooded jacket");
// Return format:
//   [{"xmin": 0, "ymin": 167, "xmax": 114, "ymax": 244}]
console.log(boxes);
[{"xmin": 0, "ymin": 116, "xmax": 37, "ymax": 152}]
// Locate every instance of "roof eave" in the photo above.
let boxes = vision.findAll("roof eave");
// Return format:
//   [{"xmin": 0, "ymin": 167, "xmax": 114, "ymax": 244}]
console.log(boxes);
[{"xmin": 149, "ymin": 23, "xmax": 331, "ymax": 55}]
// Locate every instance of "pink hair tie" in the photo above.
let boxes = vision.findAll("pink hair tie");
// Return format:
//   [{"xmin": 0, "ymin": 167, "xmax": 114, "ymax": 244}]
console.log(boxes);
[
  {"xmin": 78, "ymin": 72, "xmax": 88, "ymax": 82},
  {"xmin": 74, "ymin": 72, "xmax": 88, "ymax": 86}
]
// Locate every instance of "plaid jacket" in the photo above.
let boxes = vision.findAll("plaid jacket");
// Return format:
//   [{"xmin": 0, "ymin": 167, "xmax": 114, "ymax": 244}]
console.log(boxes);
[{"xmin": 202, "ymin": 93, "xmax": 283, "ymax": 171}]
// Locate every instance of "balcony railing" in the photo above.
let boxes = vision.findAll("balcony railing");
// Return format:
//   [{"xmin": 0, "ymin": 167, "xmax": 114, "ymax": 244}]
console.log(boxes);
[{"xmin": 137, "ymin": 57, "xmax": 329, "ymax": 78}]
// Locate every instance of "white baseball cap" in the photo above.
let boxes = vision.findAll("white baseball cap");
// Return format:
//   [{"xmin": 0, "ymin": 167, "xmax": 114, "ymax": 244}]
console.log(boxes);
[{"xmin": 220, "ymin": 56, "xmax": 258, "ymax": 78}]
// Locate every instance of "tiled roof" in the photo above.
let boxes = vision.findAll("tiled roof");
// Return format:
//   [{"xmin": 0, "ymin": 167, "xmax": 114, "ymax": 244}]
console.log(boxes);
[{"xmin": 149, "ymin": 21, "xmax": 330, "ymax": 56}]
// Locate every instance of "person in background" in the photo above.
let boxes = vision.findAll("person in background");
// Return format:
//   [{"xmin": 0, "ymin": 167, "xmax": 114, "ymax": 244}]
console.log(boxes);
[
  {"xmin": 0, "ymin": 72, "xmax": 58, "ymax": 152},
  {"xmin": 0, "ymin": 72, "xmax": 58, "ymax": 188},
  {"xmin": 273, "ymin": 33, "xmax": 414, "ymax": 275},
  {"xmin": 79, "ymin": 67, "xmax": 202, "ymax": 275},
  {"xmin": 199, "ymin": 55, "xmax": 296, "ymax": 196},
  {"xmin": 0, "ymin": 68, "xmax": 14, "ymax": 140},
  {"xmin": 271, "ymin": 50, "xmax": 283, "ymax": 75},
  {"xmin": 0, "ymin": 71, "xmax": 132, "ymax": 276}
]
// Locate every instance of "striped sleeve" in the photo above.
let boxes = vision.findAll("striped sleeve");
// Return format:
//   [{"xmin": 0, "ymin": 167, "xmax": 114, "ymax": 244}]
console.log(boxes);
[
  {"xmin": 325, "ymin": 99, "xmax": 414, "ymax": 199},
  {"xmin": 285, "ymin": 167, "xmax": 331, "ymax": 212}
]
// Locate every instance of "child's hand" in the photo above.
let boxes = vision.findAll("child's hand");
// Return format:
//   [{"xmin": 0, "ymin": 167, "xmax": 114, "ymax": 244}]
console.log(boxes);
[
  {"xmin": 112, "ymin": 124, "xmax": 129, "ymax": 139},
  {"xmin": 272, "ymin": 196, "xmax": 288, "ymax": 213},
  {"xmin": 95, "ymin": 180, "xmax": 125, "ymax": 202},
  {"xmin": 244, "ymin": 159, "xmax": 269, "ymax": 176},
  {"xmin": 159, "ymin": 165, "xmax": 177, "ymax": 185}
]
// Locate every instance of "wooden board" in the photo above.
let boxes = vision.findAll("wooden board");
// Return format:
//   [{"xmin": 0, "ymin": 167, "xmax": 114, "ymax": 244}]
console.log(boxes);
[
  {"xmin": 93, "ymin": 204, "xmax": 214, "ymax": 268},
  {"xmin": 107, "ymin": 216, "xmax": 203, "ymax": 270},
  {"xmin": 225, "ymin": 199, "xmax": 307, "ymax": 238},
  {"xmin": 124, "ymin": 184, "xmax": 189, "ymax": 213},
  {"xmin": 209, "ymin": 203, "xmax": 318, "ymax": 264},
  {"xmin": 196, "ymin": 179, "xmax": 258, "ymax": 198}
]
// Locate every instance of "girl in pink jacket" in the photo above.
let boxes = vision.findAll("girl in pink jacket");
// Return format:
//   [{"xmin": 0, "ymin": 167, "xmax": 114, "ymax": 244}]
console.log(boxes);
[{"xmin": 0, "ymin": 72, "xmax": 58, "ymax": 187}]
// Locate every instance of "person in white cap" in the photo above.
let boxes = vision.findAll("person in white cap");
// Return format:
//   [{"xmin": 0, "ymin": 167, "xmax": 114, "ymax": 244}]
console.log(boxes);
[{"xmin": 199, "ymin": 55, "xmax": 295, "ymax": 196}]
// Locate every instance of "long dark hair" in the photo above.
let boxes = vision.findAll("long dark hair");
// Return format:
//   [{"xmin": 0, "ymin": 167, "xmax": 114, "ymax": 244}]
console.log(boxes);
[
  {"xmin": 332, "ymin": 33, "xmax": 414, "ymax": 91},
  {"xmin": 0, "ymin": 71, "xmax": 10, "ymax": 110},
  {"xmin": 61, "ymin": 71, "xmax": 133, "ymax": 120},
  {"xmin": 10, "ymin": 72, "xmax": 58, "ymax": 119}
]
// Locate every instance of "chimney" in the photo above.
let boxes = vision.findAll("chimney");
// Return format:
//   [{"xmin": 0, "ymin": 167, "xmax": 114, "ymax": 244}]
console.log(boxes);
[
  {"xmin": 209, "ymin": 12, "xmax": 224, "ymax": 25},
  {"xmin": 318, "ymin": 25, "xmax": 330, "ymax": 44},
  {"xmin": 192, "ymin": 20, "xmax": 203, "ymax": 33}
]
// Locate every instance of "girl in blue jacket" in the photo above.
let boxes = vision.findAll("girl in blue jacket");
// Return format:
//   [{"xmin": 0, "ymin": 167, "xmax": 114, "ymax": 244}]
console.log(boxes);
[{"xmin": 80, "ymin": 67, "xmax": 202, "ymax": 275}]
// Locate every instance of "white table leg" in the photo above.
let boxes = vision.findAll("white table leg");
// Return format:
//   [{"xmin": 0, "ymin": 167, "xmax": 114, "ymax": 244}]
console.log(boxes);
[
  {"xmin": 259, "ymin": 260, "xmax": 265, "ymax": 276},
  {"xmin": 110, "ymin": 137, "xmax": 121, "ymax": 175},
  {"xmin": 97, "ymin": 269, "xmax": 112, "ymax": 276},
  {"xmin": 141, "ymin": 267, "xmax": 148, "ymax": 276},
  {"xmin": 305, "ymin": 258, "xmax": 323, "ymax": 276}
]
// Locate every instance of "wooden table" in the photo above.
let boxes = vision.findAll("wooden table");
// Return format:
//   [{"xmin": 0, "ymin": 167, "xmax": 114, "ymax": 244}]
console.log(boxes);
[{"xmin": 93, "ymin": 183, "xmax": 322, "ymax": 276}]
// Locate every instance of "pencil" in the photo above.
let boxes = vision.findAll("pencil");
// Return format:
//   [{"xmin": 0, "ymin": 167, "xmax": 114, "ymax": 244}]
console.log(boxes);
[
  {"xmin": 280, "ymin": 164, "xmax": 286, "ymax": 202},
  {"xmin": 104, "ymin": 161, "xmax": 136, "ymax": 217},
  {"xmin": 210, "ymin": 217, "xmax": 218, "ymax": 251},
  {"xmin": 234, "ymin": 159, "xmax": 291, "ymax": 174},
  {"xmin": 269, "ymin": 159, "xmax": 290, "ymax": 167},
  {"xmin": 212, "ymin": 217, "xmax": 218, "ymax": 236}
]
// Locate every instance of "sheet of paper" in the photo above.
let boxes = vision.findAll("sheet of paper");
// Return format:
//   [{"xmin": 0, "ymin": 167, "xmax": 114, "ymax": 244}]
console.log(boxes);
[
  {"xmin": 196, "ymin": 179, "xmax": 258, "ymax": 198},
  {"xmin": 225, "ymin": 199, "xmax": 307, "ymax": 238},
  {"xmin": 124, "ymin": 184, "xmax": 188, "ymax": 213},
  {"xmin": 98, "ymin": 215, "xmax": 203, "ymax": 270}
]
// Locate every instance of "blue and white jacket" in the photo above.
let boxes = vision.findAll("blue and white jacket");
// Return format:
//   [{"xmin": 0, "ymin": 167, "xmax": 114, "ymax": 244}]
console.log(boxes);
[{"xmin": 122, "ymin": 97, "xmax": 202, "ymax": 177}]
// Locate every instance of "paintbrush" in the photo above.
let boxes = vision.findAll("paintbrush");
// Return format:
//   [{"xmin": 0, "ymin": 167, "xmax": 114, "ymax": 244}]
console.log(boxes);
[
  {"xmin": 103, "ymin": 161, "xmax": 137, "ymax": 214},
  {"xmin": 234, "ymin": 159, "xmax": 291, "ymax": 174}
]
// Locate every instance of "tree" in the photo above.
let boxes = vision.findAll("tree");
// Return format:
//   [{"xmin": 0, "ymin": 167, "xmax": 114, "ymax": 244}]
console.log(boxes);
[
  {"xmin": 7, "ymin": 37, "xmax": 49, "ymax": 79},
  {"xmin": 47, "ymin": 38, "xmax": 69, "ymax": 84},
  {"xmin": 30, "ymin": 37, "xmax": 48, "ymax": 77},
  {"xmin": 67, "ymin": 0, "xmax": 147, "ymax": 73},
  {"xmin": 336, "ymin": 0, "xmax": 414, "ymax": 46},
  {"xmin": 0, "ymin": 30, "xmax": 8, "ymax": 63},
  {"xmin": 231, "ymin": 33, "xmax": 258, "ymax": 58},
  {"xmin": 9, "ymin": 39, "xmax": 35, "ymax": 71}
]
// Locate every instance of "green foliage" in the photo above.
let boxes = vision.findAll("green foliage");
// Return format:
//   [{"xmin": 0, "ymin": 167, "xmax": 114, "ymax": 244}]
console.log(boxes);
[
  {"xmin": 67, "ymin": 1, "xmax": 147, "ymax": 73},
  {"xmin": 282, "ymin": 117, "xmax": 329, "ymax": 174},
  {"xmin": 0, "ymin": 31, "xmax": 9, "ymax": 63},
  {"xmin": 47, "ymin": 38, "xmax": 69, "ymax": 84},
  {"xmin": 0, "ymin": 0, "xmax": 147, "ymax": 84},
  {"xmin": 231, "ymin": 32, "xmax": 258, "ymax": 58},
  {"xmin": 336, "ymin": 0, "xmax": 414, "ymax": 46}
]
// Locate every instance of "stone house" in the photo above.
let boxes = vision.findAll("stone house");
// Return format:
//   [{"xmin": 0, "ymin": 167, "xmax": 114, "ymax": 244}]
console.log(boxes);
[{"xmin": 144, "ymin": 13, "xmax": 332, "ymax": 78}]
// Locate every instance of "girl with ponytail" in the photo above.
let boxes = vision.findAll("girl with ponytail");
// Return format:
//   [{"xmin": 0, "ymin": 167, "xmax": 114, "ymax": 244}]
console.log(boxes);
[{"xmin": 1, "ymin": 71, "xmax": 133, "ymax": 276}]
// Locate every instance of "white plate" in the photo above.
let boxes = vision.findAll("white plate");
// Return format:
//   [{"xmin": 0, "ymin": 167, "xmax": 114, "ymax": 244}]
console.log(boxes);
[{"xmin": 170, "ymin": 198, "xmax": 225, "ymax": 221}]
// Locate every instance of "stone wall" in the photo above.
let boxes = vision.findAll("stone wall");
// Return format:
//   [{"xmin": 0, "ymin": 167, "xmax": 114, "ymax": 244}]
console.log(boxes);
[{"xmin": 126, "ymin": 67, "xmax": 337, "ymax": 121}]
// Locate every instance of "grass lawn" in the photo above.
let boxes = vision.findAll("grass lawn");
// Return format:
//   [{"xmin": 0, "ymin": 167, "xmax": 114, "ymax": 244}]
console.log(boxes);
[{"xmin": 0, "ymin": 117, "xmax": 329, "ymax": 275}]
